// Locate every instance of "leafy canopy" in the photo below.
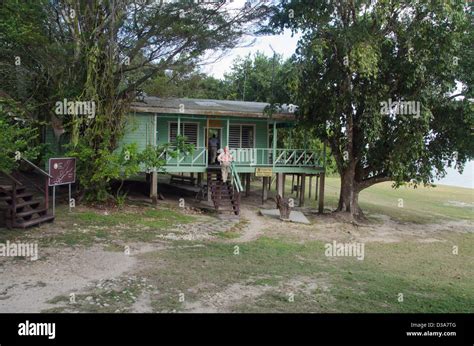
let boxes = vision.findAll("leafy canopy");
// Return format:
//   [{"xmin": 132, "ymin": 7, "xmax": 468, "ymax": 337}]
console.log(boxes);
[{"xmin": 268, "ymin": 0, "xmax": 473, "ymax": 189}]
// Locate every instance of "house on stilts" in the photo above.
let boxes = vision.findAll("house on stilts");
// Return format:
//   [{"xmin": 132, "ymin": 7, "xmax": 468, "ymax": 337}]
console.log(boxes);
[
  {"xmin": 120, "ymin": 97, "xmax": 327, "ymax": 215},
  {"xmin": 37, "ymin": 97, "xmax": 326, "ymax": 219},
  {"xmin": 1, "ymin": 97, "xmax": 327, "ymax": 229}
]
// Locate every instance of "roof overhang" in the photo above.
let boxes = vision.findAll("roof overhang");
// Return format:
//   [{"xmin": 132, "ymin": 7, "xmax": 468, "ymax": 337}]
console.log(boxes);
[
  {"xmin": 129, "ymin": 97, "xmax": 297, "ymax": 121},
  {"xmin": 130, "ymin": 105, "xmax": 296, "ymax": 121}
]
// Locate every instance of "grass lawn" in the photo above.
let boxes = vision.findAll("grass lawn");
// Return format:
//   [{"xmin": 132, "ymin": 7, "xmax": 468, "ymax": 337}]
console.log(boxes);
[
  {"xmin": 1, "ymin": 179, "xmax": 472, "ymax": 313},
  {"xmin": 276, "ymin": 176, "xmax": 473, "ymax": 223},
  {"xmin": 139, "ymin": 234, "xmax": 474, "ymax": 313}
]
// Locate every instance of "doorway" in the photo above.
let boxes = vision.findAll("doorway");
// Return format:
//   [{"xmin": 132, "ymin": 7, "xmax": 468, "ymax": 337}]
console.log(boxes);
[{"xmin": 206, "ymin": 127, "xmax": 222, "ymax": 165}]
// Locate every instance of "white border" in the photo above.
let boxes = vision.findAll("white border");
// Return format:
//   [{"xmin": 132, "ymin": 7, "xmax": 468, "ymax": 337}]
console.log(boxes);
[{"xmin": 48, "ymin": 157, "xmax": 76, "ymax": 186}]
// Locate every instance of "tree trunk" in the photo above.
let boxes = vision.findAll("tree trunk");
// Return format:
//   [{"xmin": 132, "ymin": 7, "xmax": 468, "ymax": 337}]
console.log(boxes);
[{"xmin": 336, "ymin": 167, "xmax": 363, "ymax": 219}]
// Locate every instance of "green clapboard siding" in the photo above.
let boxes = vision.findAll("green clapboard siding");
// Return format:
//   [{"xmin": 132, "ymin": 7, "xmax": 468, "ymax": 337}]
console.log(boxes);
[
  {"xmin": 119, "ymin": 113, "xmax": 154, "ymax": 151},
  {"xmin": 43, "ymin": 113, "xmax": 304, "ymax": 172},
  {"xmin": 112, "ymin": 113, "xmax": 280, "ymax": 169}
]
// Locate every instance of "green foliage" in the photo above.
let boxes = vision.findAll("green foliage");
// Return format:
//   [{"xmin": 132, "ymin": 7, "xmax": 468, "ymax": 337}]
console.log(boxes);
[
  {"xmin": 140, "ymin": 135, "xmax": 195, "ymax": 172},
  {"xmin": 143, "ymin": 51, "xmax": 298, "ymax": 104},
  {"xmin": 1, "ymin": 0, "xmax": 270, "ymax": 201},
  {"xmin": 143, "ymin": 71, "xmax": 225, "ymax": 99},
  {"xmin": 222, "ymin": 51, "xmax": 297, "ymax": 103},
  {"xmin": 67, "ymin": 135, "xmax": 194, "ymax": 202},
  {"xmin": 279, "ymin": 125, "xmax": 337, "ymax": 174},
  {"xmin": 0, "ymin": 100, "xmax": 40, "ymax": 173},
  {"xmin": 268, "ymin": 0, "xmax": 474, "ymax": 214}
]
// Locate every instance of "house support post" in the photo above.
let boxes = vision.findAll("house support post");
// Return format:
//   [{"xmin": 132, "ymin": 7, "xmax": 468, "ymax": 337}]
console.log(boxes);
[
  {"xmin": 272, "ymin": 121, "xmax": 277, "ymax": 168},
  {"xmin": 150, "ymin": 170, "xmax": 158, "ymax": 204},
  {"xmin": 299, "ymin": 173, "xmax": 306, "ymax": 207},
  {"xmin": 309, "ymin": 175, "xmax": 312, "ymax": 199},
  {"xmin": 207, "ymin": 172, "xmax": 212, "ymax": 203},
  {"xmin": 245, "ymin": 173, "xmax": 251, "ymax": 197},
  {"xmin": 315, "ymin": 175, "xmax": 319, "ymax": 201},
  {"xmin": 197, "ymin": 173, "xmax": 202, "ymax": 186},
  {"xmin": 277, "ymin": 173, "xmax": 284, "ymax": 198},
  {"xmin": 318, "ymin": 172, "xmax": 325, "ymax": 213},
  {"xmin": 206, "ymin": 117, "xmax": 210, "ymax": 164},
  {"xmin": 296, "ymin": 175, "xmax": 300, "ymax": 198},
  {"xmin": 226, "ymin": 118, "xmax": 230, "ymax": 147},
  {"xmin": 262, "ymin": 177, "xmax": 268, "ymax": 205},
  {"xmin": 177, "ymin": 115, "xmax": 181, "ymax": 168}
]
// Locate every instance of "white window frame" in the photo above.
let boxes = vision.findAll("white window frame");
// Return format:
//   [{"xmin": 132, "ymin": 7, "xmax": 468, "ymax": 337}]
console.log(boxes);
[
  {"xmin": 154, "ymin": 114, "xmax": 157, "ymax": 146},
  {"xmin": 228, "ymin": 123, "xmax": 256, "ymax": 149},
  {"xmin": 168, "ymin": 121, "xmax": 200, "ymax": 147}
]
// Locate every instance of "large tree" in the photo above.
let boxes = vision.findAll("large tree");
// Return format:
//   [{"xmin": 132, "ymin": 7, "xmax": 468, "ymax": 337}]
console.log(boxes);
[
  {"xmin": 268, "ymin": 0, "xmax": 474, "ymax": 219},
  {"xmin": 1, "ymin": 0, "xmax": 270, "ymax": 200},
  {"xmin": 143, "ymin": 69, "xmax": 225, "ymax": 99},
  {"xmin": 221, "ymin": 51, "xmax": 296, "ymax": 103}
]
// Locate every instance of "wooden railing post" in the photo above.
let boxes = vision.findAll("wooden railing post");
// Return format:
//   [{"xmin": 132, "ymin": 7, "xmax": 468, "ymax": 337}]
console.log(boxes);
[
  {"xmin": 44, "ymin": 176, "xmax": 49, "ymax": 210},
  {"xmin": 318, "ymin": 173, "xmax": 325, "ymax": 213},
  {"xmin": 11, "ymin": 181, "xmax": 17, "ymax": 225}
]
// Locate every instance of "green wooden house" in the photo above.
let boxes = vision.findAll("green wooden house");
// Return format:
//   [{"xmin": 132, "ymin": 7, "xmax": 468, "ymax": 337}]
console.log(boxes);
[{"xmin": 46, "ymin": 97, "xmax": 326, "ymax": 214}]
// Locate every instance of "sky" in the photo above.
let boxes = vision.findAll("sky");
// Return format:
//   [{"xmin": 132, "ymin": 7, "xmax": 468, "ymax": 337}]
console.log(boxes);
[
  {"xmin": 200, "ymin": 1, "xmax": 472, "ymax": 189},
  {"xmin": 199, "ymin": 0, "xmax": 301, "ymax": 79},
  {"xmin": 201, "ymin": 29, "xmax": 300, "ymax": 79},
  {"xmin": 434, "ymin": 161, "xmax": 474, "ymax": 189}
]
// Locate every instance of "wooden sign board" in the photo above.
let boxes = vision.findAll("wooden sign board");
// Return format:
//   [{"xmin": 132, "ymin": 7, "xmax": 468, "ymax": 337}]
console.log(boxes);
[
  {"xmin": 49, "ymin": 158, "xmax": 76, "ymax": 186},
  {"xmin": 208, "ymin": 119, "xmax": 222, "ymax": 128},
  {"xmin": 255, "ymin": 167, "xmax": 273, "ymax": 177}
]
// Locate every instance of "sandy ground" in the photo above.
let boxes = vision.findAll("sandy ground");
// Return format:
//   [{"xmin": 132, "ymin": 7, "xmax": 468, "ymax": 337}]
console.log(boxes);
[
  {"xmin": 0, "ymin": 246, "xmax": 136, "ymax": 313},
  {"xmin": 0, "ymin": 203, "xmax": 472, "ymax": 313}
]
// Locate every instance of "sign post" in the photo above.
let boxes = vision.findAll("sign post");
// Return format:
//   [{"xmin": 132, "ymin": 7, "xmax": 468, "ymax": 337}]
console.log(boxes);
[{"xmin": 48, "ymin": 158, "xmax": 76, "ymax": 216}]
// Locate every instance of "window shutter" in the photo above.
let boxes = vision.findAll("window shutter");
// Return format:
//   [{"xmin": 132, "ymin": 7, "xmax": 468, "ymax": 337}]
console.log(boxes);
[
  {"xmin": 241, "ymin": 126, "xmax": 254, "ymax": 148},
  {"xmin": 170, "ymin": 122, "xmax": 198, "ymax": 146},
  {"xmin": 170, "ymin": 123, "xmax": 178, "ymax": 143},
  {"xmin": 183, "ymin": 123, "xmax": 197, "ymax": 146},
  {"xmin": 229, "ymin": 125, "xmax": 241, "ymax": 148}
]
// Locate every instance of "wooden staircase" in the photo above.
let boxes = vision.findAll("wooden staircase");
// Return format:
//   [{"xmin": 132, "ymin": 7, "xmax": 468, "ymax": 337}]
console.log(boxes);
[
  {"xmin": 207, "ymin": 167, "xmax": 241, "ymax": 216},
  {"xmin": 0, "ymin": 170, "xmax": 54, "ymax": 229}
]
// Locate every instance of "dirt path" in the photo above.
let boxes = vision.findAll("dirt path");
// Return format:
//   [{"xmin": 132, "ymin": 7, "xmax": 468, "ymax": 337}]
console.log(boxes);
[
  {"xmin": 233, "ymin": 207, "xmax": 267, "ymax": 242},
  {"xmin": 0, "ymin": 246, "xmax": 136, "ymax": 313}
]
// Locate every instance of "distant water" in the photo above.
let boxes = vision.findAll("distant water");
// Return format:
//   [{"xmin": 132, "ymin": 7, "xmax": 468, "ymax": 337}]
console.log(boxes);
[{"xmin": 434, "ymin": 160, "xmax": 474, "ymax": 189}]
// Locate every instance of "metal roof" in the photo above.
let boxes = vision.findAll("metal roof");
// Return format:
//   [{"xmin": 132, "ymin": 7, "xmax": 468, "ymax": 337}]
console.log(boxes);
[{"xmin": 130, "ymin": 97, "xmax": 297, "ymax": 120}]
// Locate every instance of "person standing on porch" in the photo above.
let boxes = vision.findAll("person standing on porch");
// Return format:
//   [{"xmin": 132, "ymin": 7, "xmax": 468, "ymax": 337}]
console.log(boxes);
[
  {"xmin": 218, "ymin": 146, "xmax": 234, "ymax": 184},
  {"xmin": 209, "ymin": 134, "xmax": 219, "ymax": 164}
]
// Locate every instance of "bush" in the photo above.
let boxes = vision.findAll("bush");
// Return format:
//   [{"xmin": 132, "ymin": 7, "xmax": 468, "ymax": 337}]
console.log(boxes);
[{"xmin": 0, "ymin": 101, "xmax": 40, "ymax": 173}]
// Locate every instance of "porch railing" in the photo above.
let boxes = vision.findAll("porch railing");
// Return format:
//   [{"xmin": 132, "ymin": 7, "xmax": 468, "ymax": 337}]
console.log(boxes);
[
  {"xmin": 229, "ymin": 148, "xmax": 322, "ymax": 168},
  {"xmin": 159, "ymin": 147, "xmax": 207, "ymax": 166},
  {"xmin": 160, "ymin": 147, "xmax": 322, "ymax": 168}
]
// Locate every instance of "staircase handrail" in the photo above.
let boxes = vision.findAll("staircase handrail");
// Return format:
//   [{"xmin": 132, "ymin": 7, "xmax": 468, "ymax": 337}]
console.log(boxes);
[
  {"xmin": 21, "ymin": 158, "xmax": 53, "ymax": 178},
  {"xmin": 230, "ymin": 161, "xmax": 243, "ymax": 193},
  {"xmin": 0, "ymin": 170, "xmax": 23, "ymax": 186}
]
